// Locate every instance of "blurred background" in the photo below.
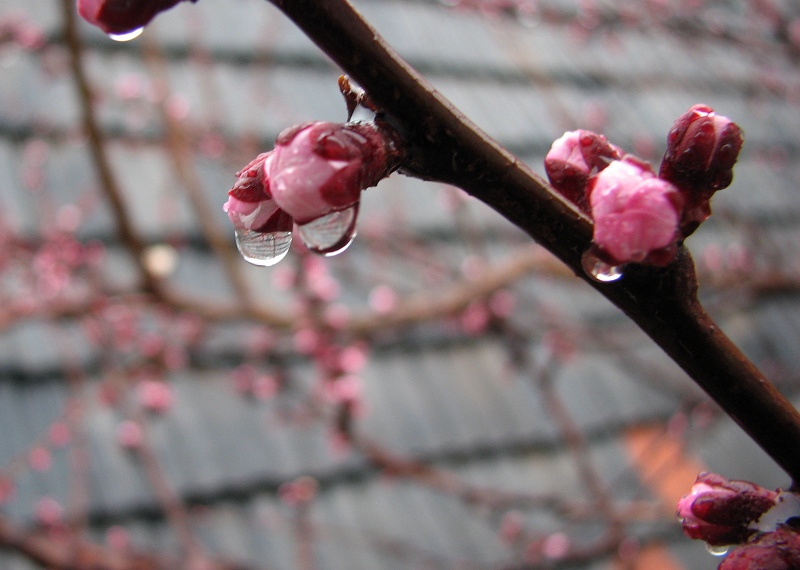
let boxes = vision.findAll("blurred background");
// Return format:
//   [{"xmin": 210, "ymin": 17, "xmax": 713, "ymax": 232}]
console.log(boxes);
[{"xmin": 1, "ymin": 0, "xmax": 800, "ymax": 568}]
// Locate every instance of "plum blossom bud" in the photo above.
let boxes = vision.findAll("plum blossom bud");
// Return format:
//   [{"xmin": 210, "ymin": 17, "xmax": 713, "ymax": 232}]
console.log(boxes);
[
  {"xmin": 77, "ymin": 0, "xmax": 187, "ymax": 36},
  {"xmin": 588, "ymin": 157, "xmax": 683, "ymax": 266},
  {"xmin": 659, "ymin": 104, "xmax": 744, "ymax": 235},
  {"xmin": 545, "ymin": 130, "xmax": 622, "ymax": 212},
  {"xmin": 719, "ymin": 526, "xmax": 800, "ymax": 570},
  {"xmin": 677, "ymin": 473, "xmax": 779, "ymax": 546},
  {"xmin": 223, "ymin": 152, "xmax": 293, "ymax": 234},
  {"xmin": 268, "ymin": 121, "xmax": 400, "ymax": 224}
]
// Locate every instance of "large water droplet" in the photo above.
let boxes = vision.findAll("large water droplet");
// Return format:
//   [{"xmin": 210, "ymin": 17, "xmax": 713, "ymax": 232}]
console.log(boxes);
[
  {"xmin": 582, "ymin": 250, "xmax": 623, "ymax": 283},
  {"xmin": 705, "ymin": 544, "xmax": 729, "ymax": 557},
  {"xmin": 108, "ymin": 27, "xmax": 144, "ymax": 42},
  {"xmin": 235, "ymin": 229, "xmax": 292, "ymax": 267},
  {"xmin": 298, "ymin": 205, "xmax": 358, "ymax": 257}
]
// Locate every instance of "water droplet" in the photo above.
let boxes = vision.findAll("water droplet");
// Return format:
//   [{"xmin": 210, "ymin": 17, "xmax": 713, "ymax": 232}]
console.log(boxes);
[
  {"xmin": 582, "ymin": 250, "xmax": 623, "ymax": 282},
  {"xmin": 705, "ymin": 544, "xmax": 729, "ymax": 557},
  {"xmin": 108, "ymin": 28, "xmax": 144, "ymax": 42},
  {"xmin": 298, "ymin": 205, "xmax": 359, "ymax": 257},
  {"xmin": 235, "ymin": 229, "xmax": 292, "ymax": 267}
]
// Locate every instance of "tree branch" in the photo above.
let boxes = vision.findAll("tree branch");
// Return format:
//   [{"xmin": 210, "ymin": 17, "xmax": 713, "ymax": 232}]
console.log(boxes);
[{"xmin": 266, "ymin": 0, "xmax": 800, "ymax": 483}]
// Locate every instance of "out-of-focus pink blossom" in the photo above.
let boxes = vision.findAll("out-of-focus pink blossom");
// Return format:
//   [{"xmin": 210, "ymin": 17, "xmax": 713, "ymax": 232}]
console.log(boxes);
[
  {"xmin": 677, "ymin": 472, "xmax": 779, "ymax": 546},
  {"xmin": 588, "ymin": 157, "xmax": 683, "ymax": 265},
  {"xmin": 659, "ymin": 104, "xmax": 743, "ymax": 235},
  {"xmin": 545, "ymin": 130, "xmax": 622, "ymax": 212},
  {"xmin": 137, "ymin": 379, "xmax": 174, "ymax": 413},
  {"xmin": 719, "ymin": 526, "xmax": 800, "ymax": 570},
  {"xmin": 116, "ymin": 420, "xmax": 144, "ymax": 449},
  {"xmin": 268, "ymin": 121, "xmax": 400, "ymax": 224},
  {"xmin": 77, "ymin": 0, "xmax": 186, "ymax": 35}
]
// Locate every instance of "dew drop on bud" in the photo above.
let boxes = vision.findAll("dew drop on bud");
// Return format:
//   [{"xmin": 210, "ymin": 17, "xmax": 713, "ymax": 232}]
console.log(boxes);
[
  {"xmin": 234, "ymin": 229, "xmax": 292, "ymax": 267},
  {"xmin": 298, "ymin": 204, "xmax": 359, "ymax": 257},
  {"xmin": 108, "ymin": 28, "xmax": 144, "ymax": 42},
  {"xmin": 581, "ymin": 250, "xmax": 623, "ymax": 283},
  {"xmin": 705, "ymin": 544, "xmax": 729, "ymax": 557}
]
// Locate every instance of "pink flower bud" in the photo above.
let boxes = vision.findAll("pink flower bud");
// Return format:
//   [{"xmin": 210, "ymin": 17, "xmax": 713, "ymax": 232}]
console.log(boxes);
[
  {"xmin": 660, "ymin": 105, "xmax": 744, "ymax": 235},
  {"xmin": 588, "ymin": 157, "xmax": 683, "ymax": 266},
  {"xmin": 77, "ymin": 0, "xmax": 185, "ymax": 35},
  {"xmin": 719, "ymin": 526, "xmax": 800, "ymax": 570},
  {"xmin": 268, "ymin": 121, "xmax": 399, "ymax": 224},
  {"xmin": 545, "ymin": 130, "xmax": 622, "ymax": 212},
  {"xmin": 677, "ymin": 473, "xmax": 779, "ymax": 546},
  {"xmin": 223, "ymin": 152, "xmax": 293, "ymax": 233}
]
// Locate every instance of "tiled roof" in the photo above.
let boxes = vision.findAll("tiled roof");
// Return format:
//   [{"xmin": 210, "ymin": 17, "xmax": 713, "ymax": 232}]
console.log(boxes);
[{"xmin": 2, "ymin": 0, "xmax": 800, "ymax": 568}]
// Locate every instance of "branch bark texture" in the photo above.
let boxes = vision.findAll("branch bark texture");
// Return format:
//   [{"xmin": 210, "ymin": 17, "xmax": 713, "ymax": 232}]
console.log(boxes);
[{"xmin": 267, "ymin": 0, "xmax": 800, "ymax": 483}]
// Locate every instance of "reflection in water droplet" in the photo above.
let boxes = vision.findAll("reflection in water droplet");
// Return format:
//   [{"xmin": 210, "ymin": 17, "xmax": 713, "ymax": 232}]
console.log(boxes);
[
  {"xmin": 298, "ymin": 204, "xmax": 359, "ymax": 257},
  {"xmin": 705, "ymin": 544, "xmax": 729, "ymax": 557},
  {"xmin": 235, "ymin": 229, "xmax": 292, "ymax": 267},
  {"xmin": 108, "ymin": 28, "xmax": 144, "ymax": 42},
  {"xmin": 581, "ymin": 250, "xmax": 623, "ymax": 283}
]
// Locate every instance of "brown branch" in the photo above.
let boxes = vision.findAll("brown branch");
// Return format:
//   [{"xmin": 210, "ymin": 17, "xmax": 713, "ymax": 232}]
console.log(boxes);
[
  {"xmin": 266, "ymin": 0, "xmax": 800, "ymax": 483},
  {"xmin": 61, "ymin": 0, "xmax": 161, "ymax": 296}
]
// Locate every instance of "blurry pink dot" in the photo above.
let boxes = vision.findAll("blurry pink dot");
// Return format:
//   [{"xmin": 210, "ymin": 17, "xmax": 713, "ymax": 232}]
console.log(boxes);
[
  {"xmin": 461, "ymin": 302, "xmax": 490, "ymax": 335},
  {"xmin": 198, "ymin": 133, "xmax": 226, "ymax": 158},
  {"xmin": 498, "ymin": 511, "xmax": 524, "ymax": 544},
  {"xmin": 252, "ymin": 375, "xmax": 279, "ymax": 400},
  {"xmin": 278, "ymin": 477, "xmax": 318, "ymax": 506},
  {"xmin": 165, "ymin": 93, "xmax": 191, "ymax": 121},
  {"xmin": 0, "ymin": 477, "xmax": 15, "ymax": 503},
  {"xmin": 139, "ymin": 332, "xmax": 164, "ymax": 358},
  {"xmin": 326, "ymin": 374, "xmax": 362, "ymax": 404},
  {"xmin": 488, "ymin": 289, "xmax": 515, "ymax": 318},
  {"xmin": 163, "ymin": 345, "xmax": 188, "ymax": 370},
  {"xmin": 293, "ymin": 328, "xmax": 319, "ymax": 354},
  {"xmin": 55, "ymin": 204, "xmax": 83, "ymax": 232},
  {"xmin": 339, "ymin": 344, "xmax": 368, "ymax": 373},
  {"xmin": 230, "ymin": 364, "xmax": 257, "ymax": 394},
  {"xmin": 271, "ymin": 265, "xmax": 297, "ymax": 290},
  {"xmin": 116, "ymin": 421, "xmax": 143, "ymax": 449},
  {"xmin": 115, "ymin": 73, "xmax": 146, "ymax": 100},
  {"xmin": 48, "ymin": 422, "xmax": 71, "ymax": 448},
  {"xmin": 368, "ymin": 284, "xmax": 397, "ymax": 314},
  {"xmin": 324, "ymin": 304, "xmax": 350, "ymax": 329},
  {"xmin": 105, "ymin": 525, "xmax": 132, "ymax": 552},
  {"xmin": 309, "ymin": 274, "xmax": 341, "ymax": 302},
  {"xmin": 138, "ymin": 379, "xmax": 174, "ymax": 413},
  {"xmin": 29, "ymin": 447, "xmax": 52, "ymax": 472},
  {"xmin": 542, "ymin": 532, "xmax": 570, "ymax": 560},
  {"xmin": 35, "ymin": 497, "xmax": 63, "ymax": 527}
]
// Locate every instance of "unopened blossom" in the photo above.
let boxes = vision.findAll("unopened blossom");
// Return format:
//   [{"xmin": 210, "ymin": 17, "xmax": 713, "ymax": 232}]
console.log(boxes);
[
  {"xmin": 719, "ymin": 526, "xmax": 800, "ymax": 570},
  {"xmin": 77, "ymin": 0, "xmax": 187, "ymax": 35},
  {"xmin": 544, "ymin": 129, "xmax": 622, "ymax": 212},
  {"xmin": 588, "ymin": 156, "xmax": 683, "ymax": 266},
  {"xmin": 677, "ymin": 472, "xmax": 779, "ymax": 546},
  {"xmin": 223, "ymin": 151, "xmax": 293, "ymax": 234},
  {"xmin": 268, "ymin": 121, "xmax": 400, "ymax": 224},
  {"xmin": 659, "ymin": 104, "xmax": 743, "ymax": 235}
]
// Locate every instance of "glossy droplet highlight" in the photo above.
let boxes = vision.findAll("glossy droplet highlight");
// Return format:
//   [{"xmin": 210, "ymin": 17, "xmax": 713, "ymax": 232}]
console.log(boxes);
[
  {"xmin": 298, "ymin": 205, "xmax": 359, "ymax": 257},
  {"xmin": 108, "ymin": 27, "xmax": 144, "ymax": 42},
  {"xmin": 582, "ymin": 250, "xmax": 623, "ymax": 283},
  {"xmin": 705, "ymin": 544, "xmax": 729, "ymax": 557},
  {"xmin": 235, "ymin": 229, "xmax": 292, "ymax": 267}
]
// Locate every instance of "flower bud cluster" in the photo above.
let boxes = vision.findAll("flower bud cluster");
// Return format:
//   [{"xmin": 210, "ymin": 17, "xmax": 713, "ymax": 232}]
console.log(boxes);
[
  {"xmin": 677, "ymin": 472, "xmax": 778, "ymax": 546},
  {"xmin": 677, "ymin": 472, "xmax": 800, "ymax": 569},
  {"xmin": 224, "ymin": 121, "xmax": 401, "ymax": 259},
  {"xmin": 545, "ymin": 105, "xmax": 743, "ymax": 270}
]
